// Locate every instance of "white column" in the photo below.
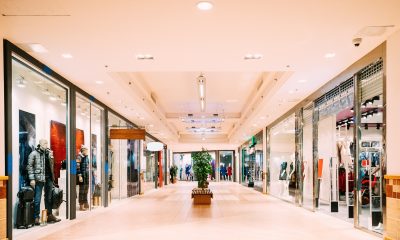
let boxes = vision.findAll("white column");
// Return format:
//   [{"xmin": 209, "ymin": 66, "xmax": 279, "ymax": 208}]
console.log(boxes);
[
  {"xmin": 262, "ymin": 128, "xmax": 267, "ymax": 194},
  {"xmin": 386, "ymin": 29, "xmax": 400, "ymax": 174}
]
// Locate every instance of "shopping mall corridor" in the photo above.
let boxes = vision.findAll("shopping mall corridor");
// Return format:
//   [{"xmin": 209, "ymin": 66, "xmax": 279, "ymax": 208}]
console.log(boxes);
[{"xmin": 17, "ymin": 182, "xmax": 379, "ymax": 240}]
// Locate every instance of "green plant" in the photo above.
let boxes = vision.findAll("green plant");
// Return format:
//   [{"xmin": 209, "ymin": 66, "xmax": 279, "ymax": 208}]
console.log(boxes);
[
  {"xmin": 192, "ymin": 149, "xmax": 212, "ymax": 188},
  {"xmin": 169, "ymin": 165, "xmax": 178, "ymax": 182}
]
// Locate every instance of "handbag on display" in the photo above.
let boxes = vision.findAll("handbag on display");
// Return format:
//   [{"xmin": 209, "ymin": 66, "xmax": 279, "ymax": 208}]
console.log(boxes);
[
  {"xmin": 17, "ymin": 186, "xmax": 34, "ymax": 202},
  {"xmin": 52, "ymin": 186, "xmax": 64, "ymax": 209},
  {"xmin": 93, "ymin": 184, "xmax": 101, "ymax": 197}
]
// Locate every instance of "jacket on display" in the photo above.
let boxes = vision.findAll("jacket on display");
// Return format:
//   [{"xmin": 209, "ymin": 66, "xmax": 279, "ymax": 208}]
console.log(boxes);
[
  {"xmin": 27, "ymin": 146, "xmax": 55, "ymax": 182},
  {"xmin": 77, "ymin": 153, "xmax": 90, "ymax": 183}
]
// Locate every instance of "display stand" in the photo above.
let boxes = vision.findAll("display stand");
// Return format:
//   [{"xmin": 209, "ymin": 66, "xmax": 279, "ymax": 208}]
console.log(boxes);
[
  {"xmin": 347, "ymin": 162, "xmax": 354, "ymax": 218},
  {"xmin": 330, "ymin": 157, "xmax": 339, "ymax": 212}
]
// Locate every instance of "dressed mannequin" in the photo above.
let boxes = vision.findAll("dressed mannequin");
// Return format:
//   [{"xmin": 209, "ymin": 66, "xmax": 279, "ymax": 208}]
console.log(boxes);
[
  {"xmin": 227, "ymin": 163, "xmax": 233, "ymax": 181},
  {"xmin": 77, "ymin": 145, "xmax": 90, "ymax": 211},
  {"xmin": 27, "ymin": 139, "xmax": 61, "ymax": 224}
]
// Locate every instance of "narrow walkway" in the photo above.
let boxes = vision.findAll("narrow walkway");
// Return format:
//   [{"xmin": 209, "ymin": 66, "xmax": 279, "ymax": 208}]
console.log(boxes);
[{"xmin": 20, "ymin": 182, "xmax": 380, "ymax": 240}]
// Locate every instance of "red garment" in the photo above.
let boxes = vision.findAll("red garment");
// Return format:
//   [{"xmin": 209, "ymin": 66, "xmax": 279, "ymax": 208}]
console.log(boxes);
[
  {"xmin": 227, "ymin": 166, "xmax": 232, "ymax": 176},
  {"xmin": 338, "ymin": 168, "xmax": 346, "ymax": 193}
]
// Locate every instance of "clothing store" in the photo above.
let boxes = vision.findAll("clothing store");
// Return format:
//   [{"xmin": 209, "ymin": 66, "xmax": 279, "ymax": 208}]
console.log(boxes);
[
  {"xmin": 3, "ymin": 40, "xmax": 163, "ymax": 239},
  {"xmin": 267, "ymin": 115, "xmax": 297, "ymax": 202},
  {"xmin": 240, "ymin": 131, "xmax": 263, "ymax": 192},
  {"xmin": 265, "ymin": 43, "xmax": 386, "ymax": 235}
]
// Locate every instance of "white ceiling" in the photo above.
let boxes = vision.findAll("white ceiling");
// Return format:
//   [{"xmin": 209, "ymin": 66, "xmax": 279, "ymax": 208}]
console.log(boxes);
[{"xmin": 1, "ymin": 0, "xmax": 400, "ymax": 151}]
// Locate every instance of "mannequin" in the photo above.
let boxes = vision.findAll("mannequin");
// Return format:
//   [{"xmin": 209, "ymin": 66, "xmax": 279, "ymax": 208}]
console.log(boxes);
[
  {"xmin": 227, "ymin": 163, "xmax": 233, "ymax": 181},
  {"xmin": 77, "ymin": 145, "xmax": 90, "ymax": 211},
  {"xmin": 27, "ymin": 139, "xmax": 61, "ymax": 224}
]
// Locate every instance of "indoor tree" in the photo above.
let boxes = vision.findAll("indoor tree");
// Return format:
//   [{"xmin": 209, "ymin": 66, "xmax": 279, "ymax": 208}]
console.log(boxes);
[{"xmin": 192, "ymin": 149, "xmax": 212, "ymax": 188}]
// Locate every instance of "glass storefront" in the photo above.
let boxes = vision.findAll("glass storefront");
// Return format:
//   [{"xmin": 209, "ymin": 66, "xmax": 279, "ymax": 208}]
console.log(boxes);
[
  {"xmin": 4, "ymin": 41, "xmax": 153, "ymax": 239},
  {"xmin": 355, "ymin": 60, "xmax": 384, "ymax": 233},
  {"xmin": 269, "ymin": 115, "xmax": 296, "ymax": 202},
  {"xmin": 143, "ymin": 136, "xmax": 159, "ymax": 191},
  {"xmin": 75, "ymin": 94, "xmax": 105, "ymax": 212},
  {"xmin": 11, "ymin": 56, "xmax": 69, "ymax": 235},
  {"xmin": 314, "ymin": 83, "xmax": 354, "ymax": 220},
  {"xmin": 219, "ymin": 151, "xmax": 234, "ymax": 181},
  {"xmin": 108, "ymin": 113, "xmax": 139, "ymax": 202},
  {"xmin": 241, "ymin": 131, "xmax": 263, "ymax": 192},
  {"xmin": 173, "ymin": 153, "xmax": 192, "ymax": 181}
]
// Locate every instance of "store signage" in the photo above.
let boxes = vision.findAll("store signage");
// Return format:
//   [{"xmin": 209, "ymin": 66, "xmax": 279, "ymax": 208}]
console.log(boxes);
[
  {"xmin": 109, "ymin": 129, "xmax": 145, "ymax": 140},
  {"xmin": 147, "ymin": 142, "xmax": 164, "ymax": 152},
  {"xmin": 249, "ymin": 136, "xmax": 257, "ymax": 147}
]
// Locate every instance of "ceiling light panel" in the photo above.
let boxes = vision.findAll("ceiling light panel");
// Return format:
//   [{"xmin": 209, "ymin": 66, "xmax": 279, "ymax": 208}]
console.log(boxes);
[
  {"xmin": 244, "ymin": 53, "xmax": 263, "ymax": 60},
  {"xmin": 61, "ymin": 53, "xmax": 73, "ymax": 59},
  {"xmin": 136, "ymin": 54, "xmax": 154, "ymax": 60},
  {"xmin": 196, "ymin": 1, "xmax": 213, "ymax": 10},
  {"xmin": 28, "ymin": 43, "xmax": 48, "ymax": 53}
]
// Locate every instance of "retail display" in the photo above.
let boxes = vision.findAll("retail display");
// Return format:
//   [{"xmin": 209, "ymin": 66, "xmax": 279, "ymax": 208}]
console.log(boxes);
[
  {"xmin": 19, "ymin": 110, "xmax": 36, "ymax": 189},
  {"xmin": 26, "ymin": 139, "xmax": 61, "ymax": 225},
  {"xmin": 77, "ymin": 145, "xmax": 90, "ymax": 211}
]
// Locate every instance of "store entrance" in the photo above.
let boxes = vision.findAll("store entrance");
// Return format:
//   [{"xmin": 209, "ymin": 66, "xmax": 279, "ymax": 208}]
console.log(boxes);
[
  {"xmin": 316, "ymin": 105, "xmax": 354, "ymax": 223},
  {"xmin": 219, "ymin": 151, "xmax": 234, "ymax": 181}
]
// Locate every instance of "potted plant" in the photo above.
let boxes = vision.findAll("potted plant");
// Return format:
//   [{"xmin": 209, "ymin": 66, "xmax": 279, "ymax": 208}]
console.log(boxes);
[
  {"xmin": 192, "ymin": 149, "xmax": 212, "ymax": 188},
  {"xmin": 169, "ymin": 165, "xmax": 178, "ymax": 184},
  {"xmin": 191, "ymin": 149, "xmax": 213, "ymax": 204}
]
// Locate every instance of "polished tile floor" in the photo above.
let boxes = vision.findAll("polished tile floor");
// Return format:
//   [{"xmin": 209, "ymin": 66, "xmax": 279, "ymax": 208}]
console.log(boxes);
[{"xmin": 17, "ymin": 182, "xmax": 380, "ymax": 240}]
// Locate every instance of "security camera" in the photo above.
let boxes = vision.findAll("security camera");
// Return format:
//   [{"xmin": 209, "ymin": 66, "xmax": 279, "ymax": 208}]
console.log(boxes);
[{"xmin": 352, "ymin": 38, "xmax": 362, "ymax": 47}]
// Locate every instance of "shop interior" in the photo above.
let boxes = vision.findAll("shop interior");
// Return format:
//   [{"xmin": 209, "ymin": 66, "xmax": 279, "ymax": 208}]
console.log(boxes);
[
  {"xmin": 269, "ymin": 115, "xmax": 296, "ymax": 202},
  {"xmin": 12, "ymin": 57, "xmax": 68, "ymax": 235},
  {"xmin": 75, "ymin": 95, "xmax": 104, "ymax": 213},
  {"xmin": 219, "ymin": 151, "xmax": 234, "ymax": 181}
]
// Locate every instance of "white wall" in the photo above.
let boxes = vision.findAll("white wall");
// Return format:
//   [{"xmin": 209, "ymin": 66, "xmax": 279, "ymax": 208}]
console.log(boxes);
[{"xmin": 386, "ymin": 29, "xmax": 400, "ymax": 175}]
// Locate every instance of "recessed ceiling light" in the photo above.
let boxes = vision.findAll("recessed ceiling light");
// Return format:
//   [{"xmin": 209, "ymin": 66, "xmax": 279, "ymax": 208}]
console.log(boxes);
[
  {"xmin": 298, "ymin": 79, "xmax": 307, "ymax": 83},
  {"xmin": 136, "ymin": 54, "xmax": 154, "ymax": 60},
  {"xmin": 260, "ymin": 116, "xmax": 266, "ymax": 120},
  {"xmin": 148, "ymin": 124, "xmax": 154, "ymax": 128},
  {"xmin": 202, "ymin": 137, "xmax": 206, "ymax": 141},
  {"xmin": 140, "ymin": 116, "xmax": 145, "ymax": 120},
  {"xmin": 324, "ymin": 53, "xmax": 336, "ymax": 58},
  {"xmin": 226, "ymin": 99, "xmax": 238, "ymax": 103},
  {"xmin": 197, "ymin": 1, "xmax": 213, "ymax": 10},
  {"xmin": 28, "ymin": 43, "xmax": 48, "ymax": 53},
  {"xmin": 95, "ymin": 81, "xmax": 104, "ymax": 85},
  {"xmin": 49, "ymin": 95, "xmax": 57, "ymax": 101},
  {"xmin": 61, "ymin": 53, "xmax": 73, "ymax": 59},
  {"xmin": 244, "ymin": 53, "xmax": 263, "ymax": 60}
]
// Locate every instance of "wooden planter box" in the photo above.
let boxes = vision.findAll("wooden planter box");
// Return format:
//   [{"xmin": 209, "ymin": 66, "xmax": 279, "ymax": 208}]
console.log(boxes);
[{"xmin": 192, "ymin": 188, "xmax": 213, "ymax": 205}]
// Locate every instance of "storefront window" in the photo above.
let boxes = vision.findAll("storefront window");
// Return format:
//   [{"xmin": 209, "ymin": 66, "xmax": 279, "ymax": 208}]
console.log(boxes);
[
  {"xmin": 11, "ymin": 57, "xmax": 69, "ymax": 235},
  {"xmin": 219, "ymin": 151, "xmax": 234, "ymax": 181},
  {"xmin": 75, "ymin": 95, "xmax": 105, "ymax": 212},
  {"xmin": 144, "ymin": 137, "xmax": 158, "ymax": 191},
  {"xmin": 173, "ymin": 153, "xmax": 193, "ymax": 181},
  {"xmin": 241, "ymin": 132, "xmax": 263, "ymax": 191},
  {"xmin": 269, "ymin": 115, "xmax": 296, "ymax": 202},
  {"xmin": 355, "ymin": 60, "xmax": 384, "ymax": 233},
  {"xmin": 108, "ymin": 113, "xmax": 135, "ymax": 202}
]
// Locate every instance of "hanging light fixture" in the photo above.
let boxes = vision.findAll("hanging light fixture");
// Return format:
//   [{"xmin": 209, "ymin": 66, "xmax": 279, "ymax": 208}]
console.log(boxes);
[{"xmin": 198, "ymin": 73, "xmax": 206, "ymax": 112}]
